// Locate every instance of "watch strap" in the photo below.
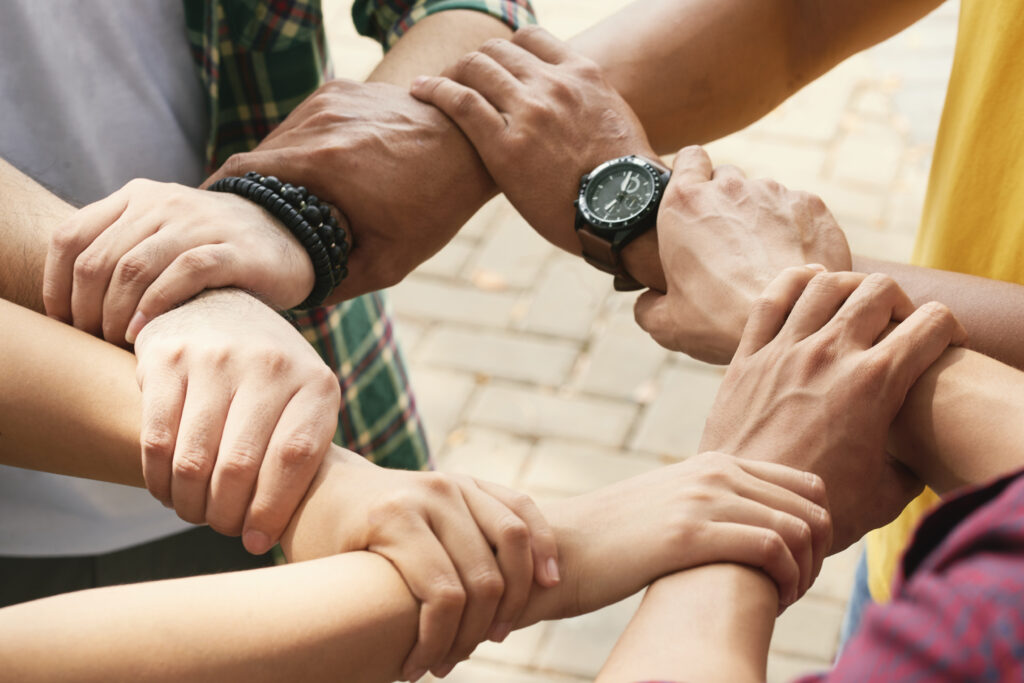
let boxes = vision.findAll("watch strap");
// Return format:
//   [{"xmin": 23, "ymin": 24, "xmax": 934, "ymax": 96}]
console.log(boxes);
[{"xmin": 577, "ymin": 228, "xmax": 644, "ymax": 291}]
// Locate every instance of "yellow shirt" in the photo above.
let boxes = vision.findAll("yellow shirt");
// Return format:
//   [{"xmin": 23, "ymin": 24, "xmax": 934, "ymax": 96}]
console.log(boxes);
[{"xmin": 866, "ymin": 0, "xmax": 1024, "ymax": 602}]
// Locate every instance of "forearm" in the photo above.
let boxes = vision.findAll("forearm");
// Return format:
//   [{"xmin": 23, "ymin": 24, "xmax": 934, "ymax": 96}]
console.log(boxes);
[
  {"xmin": 0, "ymin": 158, "xmax": 74, "ymax": 312},
  {"xmin": 0, "ymin": 551, "xmax": 417, "ymax": 683},
  {"xmin": 0, "ymin": 298, "xmax": 142, "ymax": 484},
  {"xmin": 367, "ymin": 9, "xmax": 513, "ymax": 86},
  {"xmin": 598, "ymin": 564, "xmax": 776, "ymax": 683},
  {"xmin": 855, "ymin": 255, "xmax": 1024, "ymax": 371},
  {"xmin": 891, "ymin": 347, "xmax": 1024, "ymax": 495},
  {"xmin": 570, "ymin": 0, "xmax": 941, "ymax": 153}
]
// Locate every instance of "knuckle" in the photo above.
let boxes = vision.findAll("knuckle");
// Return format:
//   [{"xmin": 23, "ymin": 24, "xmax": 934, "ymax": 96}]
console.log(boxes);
[
  {"xmin": 430, "ymin": 580, "xmax": 467, "ymax": 612},
  {"xmin": 113, "ymin": 253, "xmax": 151, "ymax": 286},
  {"xmin": 452, "ymin": 51, "xmax": 484, "ymax": 79},
  {"xmin": 217, "ymin": 447, "xmax": 262, "ymax": 482},
  {"xmin": 468, "ymin": 569, "xmax": 505, "ymax": 601},
  {"xmin": 496, "ymin": 515, "xmax": 530, "ymax": 547},
  {"xmin": 919, "ymin": 300, "xmax": 955, "ymax": 327},
  {"xmin": 423, "ymin": 473, "xmax": 458, "ymax": 498},
  {"xmin": 173, "ymin": 450, "xmax": 213, "ymax": 482},
  {"xmin": 275, "ymin": 432, "xmax": 321, "ymax": 469},
  {"xmin": 140, "ymin": 429, "xmax": 175, "ymax": 463},
  {"xmin": 478, "ymin": 38, "xmax": 506, "ymax": 55},
  {"xmin": 716, "ymin": 173, "xmax": 746, "ymax": 196},
  {"xmin": 73, "ymin": 253, "xmax": 105, "ymax": 282},
  {"xmin": 573, "ymin": 56, "xmax": 602, "ymax": 79},
  {"xmin": 758, "ymin": 529, "xmax": 788, "ymax": 563},
  {"xmin": 179, "ymin": 247, "xmax": 221, "ymax": 275}
]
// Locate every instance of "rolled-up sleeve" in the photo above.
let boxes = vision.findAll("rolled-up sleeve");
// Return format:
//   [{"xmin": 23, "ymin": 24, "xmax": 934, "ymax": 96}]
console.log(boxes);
[{"xmin": 352, "ymin": 0, "xmax": 537, "ymax": 51}]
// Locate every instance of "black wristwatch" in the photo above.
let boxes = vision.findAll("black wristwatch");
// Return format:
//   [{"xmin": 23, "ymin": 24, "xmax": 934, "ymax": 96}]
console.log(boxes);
[{"xmin": 574, "ymin": 155, "xmax": 671, "ymax": 291}]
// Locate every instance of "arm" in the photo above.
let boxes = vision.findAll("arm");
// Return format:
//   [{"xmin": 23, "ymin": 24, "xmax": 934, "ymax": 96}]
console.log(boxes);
[
  {"xmin": 571, "ymin": 0, "xmax": 943, "ymax": 152},
  {"xmin": 598, "ymin": 564, "xmax": 776, "ymax": 683},
  {"xmin": 855, "ymin": 255, "xmax": 1024, "ymax": 371},
  {"xmin": 0, "ymin": 157, "xmax": 70, "ymax": 312},
  {"xmin": 0, "ymin": 551, "xmax": 418, "ymax": 683},
  {"xmin": 1, "ymin": 297, "xmax": 838, "ymax": 680}
]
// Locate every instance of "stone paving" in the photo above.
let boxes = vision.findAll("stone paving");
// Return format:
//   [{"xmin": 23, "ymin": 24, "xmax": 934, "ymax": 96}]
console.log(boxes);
[{"xmin": 324, "ymin": 1, "xmax": 961, "ymax": 680}]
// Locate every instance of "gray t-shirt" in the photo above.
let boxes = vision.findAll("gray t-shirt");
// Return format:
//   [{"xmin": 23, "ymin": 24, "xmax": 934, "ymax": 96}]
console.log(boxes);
[{"xmin": 0, "ymin": 0, "xmax": 209, "ymax": 555}]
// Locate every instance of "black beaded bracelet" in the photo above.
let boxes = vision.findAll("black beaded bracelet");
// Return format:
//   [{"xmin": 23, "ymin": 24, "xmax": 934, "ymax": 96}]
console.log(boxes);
[{"xmin": 208, "ymin": 173, "xmax": 350, "ymax": 309}]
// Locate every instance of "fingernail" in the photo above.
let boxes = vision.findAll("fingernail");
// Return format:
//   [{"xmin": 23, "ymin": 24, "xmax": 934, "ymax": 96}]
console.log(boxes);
[
  {"xmin": 546, "ymin": 557, "xmax": 561, "ymax": 584},
  {"xmin": 804, "ymin": 263, "xmax": 827, "ymax": 273},
  {"xmin": 488, "ymin": 621, "xmax": 513, "ymax": 643},
  {"xmin": 243, "ymin": 530, "xmax": 271, "ymax": 555},
  {"xmin": 411, "ymin": 75, "xmax": 428, "ymax": 89},
  {"xmin": 406, "ymin": 668, "xmax": 427, "ymax": 681},
  {"xmin": 125, "ymin": 311, "xmax": 148, "ymax": 344},
  {"xmin": 434, "ymin": 663, "xmax": 455, "ymax": 678}
]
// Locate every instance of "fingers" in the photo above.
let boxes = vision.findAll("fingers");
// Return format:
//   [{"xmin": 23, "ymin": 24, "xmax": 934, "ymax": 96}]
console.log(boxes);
[
  {"xmin": 475, "ymin": 479, "xmax": 560, "ymax": 587},
  {"xmin": 409, "ymin": 75, "xmax": 507, "ymax": 145},
  {"xmin": 203, "ymin": 383, "xmax": 284, "ymax": 538},
  {"xmin": 44, "ymin": 192, "xmax": 130, "ymax": 323},
  {"xmin": 780, "ymin": 271, "xmax": 868, "ymax": 341},
  {"xmin": 476, "ymin": 36, "xmax": 546, "ymax": 79},
  {"xmin": 441, "ymin": 483, "xmax": 528, "ymax": 666},
  {"xmin": 169, "ymin": 371, "xmax": 232, "ymax": 524},
  {"xmin": 100, "ymin": 236, "xmax": 185, "ymax": 344},
  {"xmin": 126, "ymin": 246, "xmax": 236, "ymax": 344},
  {"xmin": 670, "ymin": 146, "xmax": 713, "ymax": 186},
  {"xmin": 828, "ymin": 273, "xmax": 917, "ymax": 348},
  {"xmin": 510, "ymin": 26, "xmax": 574, "ymax": 64},
  {"xmin": 69, "ymin": 208, "xmax": 161, "ymax": 336},
  {"xmin": 731, "ymin": 460, "xmax": 832, "ymax": 592},
  {"xmin": 240, "ymin": 381, "xmax": 336, "ymax": 554},
  {"xmin": 373, "ymin": 513, "xmax": 465, "ymax": 683},
  {"xmin": 138, "ymin": 365, "xmax": 187, "ymax": 507},
  {"xmin": 405, "ymin": 480, "xmax": 499, "ymax": 679},
  {"xmin": 699, "ymin": 521, "xmax": 802, "ymax": 607},
  {"xmin": 875, "ymin": 300, "xmax": 967, "ymax": 396},
  {"xmin": 443, "ymin": 50, "xmax": 525, "ymax": 112},
  {"xmin": 736, "ymin": 265, "xmax": 824, "ymax": 358}
]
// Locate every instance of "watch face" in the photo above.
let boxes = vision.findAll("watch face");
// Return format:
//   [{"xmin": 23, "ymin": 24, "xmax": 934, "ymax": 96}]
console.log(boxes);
[{"xmin": 583, "ymin": 162, "xmax": 657, "ymax": 225}]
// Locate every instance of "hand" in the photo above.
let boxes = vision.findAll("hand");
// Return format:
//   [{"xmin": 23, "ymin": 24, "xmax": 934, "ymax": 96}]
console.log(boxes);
[
  {"xmin": 43, "ymin": 180, "xmax": 315, "ymax": 345},
  {"xmin": 545, "ymin": 452, "xmax": 831, "ymax": 618},
  {"xmin": 207, "ymin": 78, "xmax": 494, "ymax": 301},
  {"xmin": 410, "ymin": 27, "xmax": 656, "ymax": 257},
  {"xmin": 700, "ymin": 266, "xmax": 968, "ymax": 551},
  {"xmin": 282, "ymin": 449, "xmax": 560, "ymax": 681},
  {"xmin": 634, "ymin": 147, "xmax": 852, "ymax": 364},
  {"xmin": 133, "ymin": 289, "xmax": 339, "ymax": 554}
]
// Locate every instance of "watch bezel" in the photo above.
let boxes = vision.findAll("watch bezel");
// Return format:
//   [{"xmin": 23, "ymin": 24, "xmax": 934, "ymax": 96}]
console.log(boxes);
[{"xmin": 575, "ymin": 155, "xmax": 667, "ymax": 236}]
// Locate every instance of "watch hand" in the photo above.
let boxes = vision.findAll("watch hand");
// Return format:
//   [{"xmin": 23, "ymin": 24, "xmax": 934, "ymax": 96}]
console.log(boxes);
[
  {"xmin": 604, "ymin": 198, "xmax": 618, "ymax": 210},
  {"xmin": 621, "ymin": 171, "xmax": 633, "ymax": 192}
]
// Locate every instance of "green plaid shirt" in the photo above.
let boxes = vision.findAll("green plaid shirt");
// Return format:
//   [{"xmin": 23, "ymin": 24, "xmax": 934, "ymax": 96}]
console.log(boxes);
[{"xmin": 182, "ymin": 0, "xmax": 535, "ymax": 471}]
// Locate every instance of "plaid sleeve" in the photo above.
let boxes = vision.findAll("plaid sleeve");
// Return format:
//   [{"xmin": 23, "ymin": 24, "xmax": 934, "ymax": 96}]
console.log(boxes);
[{"xmin": 351, "ymin": 0, "xmax": 536, "ymax": 51}]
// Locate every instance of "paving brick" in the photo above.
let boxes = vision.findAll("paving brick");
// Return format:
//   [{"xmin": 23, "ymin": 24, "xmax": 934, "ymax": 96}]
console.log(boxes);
[
  {"xmin": 807, "ymin": 541, "xmax": 863, "ymax": 603},
  {"xmin": 522, "ymin": 440, "xmax": 659, "ymax": 496},
  {"xmin": 458, "ymin": 195, "xmax": 507, "ymax": 240},
  {"xmin": 467, "ymin": 383, "xmax": 637, "ymax": 446},
  {"xmin": 406, "ymin": 367, "xmax": 476, "ymax": 454},
  {"xmin": 767, "ymin": 652, "xmax": 828, "ymax": 683},
  {"xmin": 419, "ymin": 327, "xmax": 579, "ymax": 385},
  {"xmin": 771, "ymin": 594, "xmax": 845, "ymax": 661},
  {"xmin": 535, "ymin": 594, "xmax": 643, "ymax": 679},
  {"xmin": 390, "ymin": 276, "xmax": 519, "ymax": 328},
  {"xmin": 467, "ymin": 210, "xmax": 554, "ymax": 290},
  {"xmin": 629, "ymin": 364, "xmax": 724, "ymax": 457},
  {"xmin": 471, "ymin": 621, "xmax": 551, "ymax": 668},
  {"xmin": 414, "ymin": 237, "xmax": 475, "ymax": 279},
  {"xmin": 436, "ymin": 428, "xmax": 531, "ymax": 488},
  {"xmin": 577, "ymin": 303, "xmax": 668, "ymax": 401},
  {"xmin": 519, "ymin": 255, "xmax": 611, "ymax": 340},
  {"xmin": 441, "ymin": 658, "xmax": 588, "ymax": 683}
]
